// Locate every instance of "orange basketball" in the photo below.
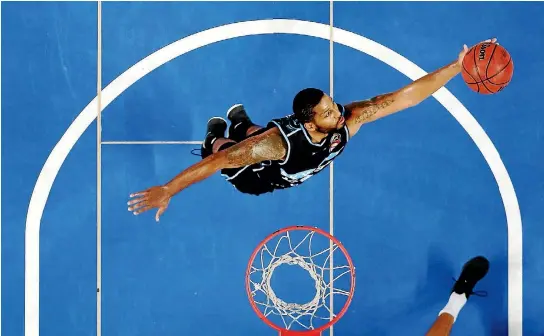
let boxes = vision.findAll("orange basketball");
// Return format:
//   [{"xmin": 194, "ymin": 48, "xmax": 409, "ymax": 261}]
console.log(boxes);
[{"xmin": 461, "ymin": 42, "xmax": 513, "ymax": 94}]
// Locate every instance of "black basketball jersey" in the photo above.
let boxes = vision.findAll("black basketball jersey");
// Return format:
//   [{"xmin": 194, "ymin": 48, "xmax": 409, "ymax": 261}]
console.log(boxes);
[{"xmin": 253, "ymin": 104, "xmax": 351, "ymax": 190}]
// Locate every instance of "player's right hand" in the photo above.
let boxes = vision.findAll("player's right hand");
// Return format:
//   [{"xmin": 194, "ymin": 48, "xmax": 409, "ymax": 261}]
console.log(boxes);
[
  {"xmin": 128, "ymin": 185, "xmax": 172, "ymax": 222},
  {"xmin": 457, "ymin": 37, "xmax": 497, "ymax": 67}
]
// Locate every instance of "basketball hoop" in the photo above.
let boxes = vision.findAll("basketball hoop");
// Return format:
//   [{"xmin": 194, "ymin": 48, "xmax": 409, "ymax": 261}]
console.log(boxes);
[{"xmin": 245, "ymin": 226, "xmax": 356, "ymax": 336}]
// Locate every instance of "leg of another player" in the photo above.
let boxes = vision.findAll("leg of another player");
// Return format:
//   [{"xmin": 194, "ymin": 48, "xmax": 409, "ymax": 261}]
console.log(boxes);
[
  {"xmin": 425, "ymin": 308, "xmax": 457, "ymax": 336},
  {"xmin": 425, "ymin": 256, "xmax": 489, "ymax": 336}
]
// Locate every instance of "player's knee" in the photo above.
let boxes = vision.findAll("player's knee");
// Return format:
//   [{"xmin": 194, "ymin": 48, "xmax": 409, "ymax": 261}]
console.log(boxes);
[
  {"xmin": 213, "ymin": 139, "xmax": 236, "ymax": 153},
  {"xmin": 246, "ymin": 125, "xmax": 263, "ymax": 137}
]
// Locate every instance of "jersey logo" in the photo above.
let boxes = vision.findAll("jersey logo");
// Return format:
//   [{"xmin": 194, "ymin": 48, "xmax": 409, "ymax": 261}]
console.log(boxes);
[{"xmin": 329, "ymin": 133, "xmax": 341, "ymax": 152}]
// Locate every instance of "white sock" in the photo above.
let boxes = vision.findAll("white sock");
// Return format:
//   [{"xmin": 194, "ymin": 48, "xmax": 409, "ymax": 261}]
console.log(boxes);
[{"xmin": 438, "ymin": 292, "xmax": 468, "ymax": 322}]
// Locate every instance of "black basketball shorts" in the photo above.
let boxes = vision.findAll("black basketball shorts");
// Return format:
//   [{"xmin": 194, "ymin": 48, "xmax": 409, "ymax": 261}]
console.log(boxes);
[{"xmin": 201, "ymin": 130, "xmax": 275, "ymax": 196}]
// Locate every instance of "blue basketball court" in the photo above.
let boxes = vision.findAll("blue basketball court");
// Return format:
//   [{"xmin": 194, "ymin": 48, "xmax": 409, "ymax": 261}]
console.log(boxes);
[{"xmin": 3, "ymin": 1, "xmax": 543, "ymax": 335}]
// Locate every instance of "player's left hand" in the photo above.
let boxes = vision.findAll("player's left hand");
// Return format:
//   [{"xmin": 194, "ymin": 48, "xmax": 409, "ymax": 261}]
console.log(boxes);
[
  {"xmin": 128, "ymin": 185, "xmax": 172, "ymax": 222},
  {"xmin": 457, "ymin": 37, "xmax": 498, "ymax": 67}
]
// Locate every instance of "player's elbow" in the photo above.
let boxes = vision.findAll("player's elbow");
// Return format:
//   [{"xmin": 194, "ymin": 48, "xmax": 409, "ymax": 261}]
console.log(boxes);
[
  {"xmin": 199, "ymin": 150, "xmax": 232, "ymax": 172},
  {"xmin": 216, "ymin": 146, "xmax": 259, "ymax": 170},
  {"xmin": 396, "ymin": 87, "xmax": 426, "ymax": 108},
  {"xmin": 403, "ymin": 98, "xmax": 418, "ymax": 109},
  {"xmin": 213, "ymin": 150, "xmax": 236, "ymax": 170}
]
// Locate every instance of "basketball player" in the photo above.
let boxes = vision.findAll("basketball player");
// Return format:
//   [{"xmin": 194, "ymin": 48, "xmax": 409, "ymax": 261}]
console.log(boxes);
[
  {"xmin": 426, "ymin": 256, "xmax": 489, "ymax": 336},
  {"xmin": 128, "ymin": 38, "xmax": 497, "ymax": 221}
]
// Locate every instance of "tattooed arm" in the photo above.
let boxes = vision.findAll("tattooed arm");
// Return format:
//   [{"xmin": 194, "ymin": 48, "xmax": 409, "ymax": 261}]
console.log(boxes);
[
  {"xmin": 344, "ymin": 60, "xmax": 461, "ymax": 136},
  {"xmin": 127, "ymin": 128, "xmax": 287, "ymax": 220},
  {"xmin": 162, "ymin": 127, "xmax": 287, "ymax": 195}
]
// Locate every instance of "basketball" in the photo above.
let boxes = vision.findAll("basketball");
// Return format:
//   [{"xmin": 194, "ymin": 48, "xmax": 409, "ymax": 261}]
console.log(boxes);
[{"xmin": 461, "ymin": 42, "xmax": 514, "ymax": 94}]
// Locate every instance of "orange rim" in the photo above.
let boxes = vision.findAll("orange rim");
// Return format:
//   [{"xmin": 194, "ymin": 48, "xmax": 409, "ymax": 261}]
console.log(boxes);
[{"xmin": 245, "ymin": 225, "xmax": 356, "ymax": 334}]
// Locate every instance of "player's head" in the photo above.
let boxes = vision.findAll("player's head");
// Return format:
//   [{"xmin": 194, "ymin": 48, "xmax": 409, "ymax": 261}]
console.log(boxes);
[{"xmin": 293, "ymin": 88, "xmax": 345, "ymax": 133}]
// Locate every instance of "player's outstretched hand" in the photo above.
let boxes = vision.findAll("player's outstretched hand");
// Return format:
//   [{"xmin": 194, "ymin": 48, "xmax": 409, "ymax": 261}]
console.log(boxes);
[
  {"xmin": 457, "ymin": 37, "xmax": 498, "ymax": 67},
  {"xmin": 128, "ymin": 185, "xmax": 172, "ymax": 222}
]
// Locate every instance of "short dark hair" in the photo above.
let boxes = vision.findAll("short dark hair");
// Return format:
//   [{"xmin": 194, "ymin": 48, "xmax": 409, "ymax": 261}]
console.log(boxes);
[{"xmin": 292, "ymin": 88, "xmax": 324, "ymax": 123}]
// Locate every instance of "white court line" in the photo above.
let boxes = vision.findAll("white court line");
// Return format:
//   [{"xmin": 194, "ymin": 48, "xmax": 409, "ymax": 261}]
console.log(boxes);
[
  {"xmin": 0, "ymin": 3, "xmax": 2, "ymax": 335},
  {"xmin": 328, "ymin": 1, "xmax": 335, "ymax": 335},
  {"xmin": 24, "ymin": 19, "xmax": 522, "ymax": 336},
  {"xmin": 96, "ymin": 2, "xmax": 102, "ymax": 336},
  {"xmin": 101, "ymin": 141, "xmax": 202, "ymax": 145}
]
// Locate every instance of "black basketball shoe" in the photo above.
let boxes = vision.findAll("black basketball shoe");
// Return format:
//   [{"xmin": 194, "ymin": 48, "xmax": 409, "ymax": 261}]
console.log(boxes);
[
  {"xmin": 451, "ymin": 256, "xmax": 490, "ymax": 299},
  {"xmin": 200, "ymin": 117, "xmax": 227, "ymax": 159},
  {"xmin": 226, "ymin": 104, "xmax": 256, "ymax": 142}
]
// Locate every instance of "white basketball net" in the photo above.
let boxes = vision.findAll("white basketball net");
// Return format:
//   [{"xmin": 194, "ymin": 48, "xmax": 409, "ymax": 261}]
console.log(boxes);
[{"xmin": 248, "ymin": 229, "xmax": 354, "ymax": 331}]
